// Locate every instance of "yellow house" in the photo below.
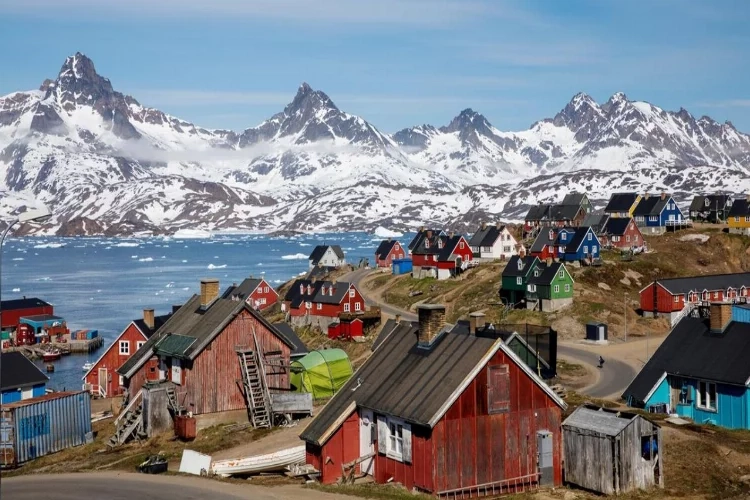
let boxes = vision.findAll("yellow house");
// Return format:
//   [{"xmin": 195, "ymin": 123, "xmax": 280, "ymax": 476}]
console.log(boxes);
[
  {"xmin": 728, "ymin": 197, "xmax": 750, "ymax": 235},
  {"xmin": 603, "ymin": 193, "xmax": 642, "ymax": 218}
]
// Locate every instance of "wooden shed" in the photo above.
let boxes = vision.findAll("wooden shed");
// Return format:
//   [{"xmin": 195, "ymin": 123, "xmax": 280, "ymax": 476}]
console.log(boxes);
[{"xmin": 562, "ymin": 405, "xmax": 663, "ymax": 495}]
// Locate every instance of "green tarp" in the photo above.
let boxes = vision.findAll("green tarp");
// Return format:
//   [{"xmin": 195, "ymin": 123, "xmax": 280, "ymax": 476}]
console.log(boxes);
[{"xmin": 290, "ymin": 348, "xmax": 353, "ymax": 400}]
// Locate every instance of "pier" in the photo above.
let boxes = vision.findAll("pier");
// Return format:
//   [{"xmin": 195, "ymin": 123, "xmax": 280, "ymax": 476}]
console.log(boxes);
[{"xmin": 2, "ymin": 336, "xmax": 104, "ymax": 359}]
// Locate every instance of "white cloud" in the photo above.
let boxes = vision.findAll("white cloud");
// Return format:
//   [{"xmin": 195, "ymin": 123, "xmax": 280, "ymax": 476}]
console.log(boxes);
[{"xmin": 694, "ymin": 100, "xmax": 750, "ymax": 109}]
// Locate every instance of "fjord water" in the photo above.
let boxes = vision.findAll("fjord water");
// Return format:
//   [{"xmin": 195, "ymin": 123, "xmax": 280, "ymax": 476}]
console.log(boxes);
[{"xmin": 0, "ymin": 232, "xmax": 381, "ymax": 391}]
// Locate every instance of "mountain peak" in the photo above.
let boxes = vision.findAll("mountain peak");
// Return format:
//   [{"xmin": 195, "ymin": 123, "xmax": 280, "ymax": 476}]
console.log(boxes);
[
  {"xmin": 551, "ymin": 91, "xmax": 603, "ymax": 132},
  {"xmin": 286, "ymin": 82, "xmax": 338, "ymax": 115},
  {"xmin": 51, "ymin": 52, "xmax": 114, "ymax": 100},
  {"xmin": 440, "ymin": 108, "xmax": 492, "ymax": 134}
]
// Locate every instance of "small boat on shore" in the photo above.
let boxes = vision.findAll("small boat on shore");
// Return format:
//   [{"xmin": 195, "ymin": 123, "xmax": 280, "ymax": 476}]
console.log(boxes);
[
  {"xmin": 82, "ymin": 361, "xmax": 95, "ymax": 372},
  {"xmin": 211, "ymin": 445, "xmax": 306, "ymax": 477},
  {"xmin": 42, "ymin": 349, "xmax": 61, "ymax": 362}
]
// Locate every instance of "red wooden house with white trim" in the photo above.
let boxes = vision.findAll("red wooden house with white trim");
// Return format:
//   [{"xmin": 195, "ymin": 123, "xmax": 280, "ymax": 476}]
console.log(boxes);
[
  {"xmin": 223, "ymin": 277, "xmax": 279, "ymax": 310},
  {"xmin": 640, "ymin": 272, "xmax": 750, "ymax": 322},
  {"xmin": 83, "ymin": 308, "xmax": 173, "ymax": 398},
  {"xmin": 599, "ymin": 217, "xmax": 645, "ymax": 250},
  {"xmin": 300, "ymin": 304, "xmax": 566, "ymax": 496},
  {"xmin": 374, "ymin": 239, "xmax": 406, "ymax": 268},
  {"xmin": 282, "ymin": 279, "xmax": 366, "ymax": 329},
  {"xmin": 411, "ymin": 231, "xmax": 474, "ymax": 280}
]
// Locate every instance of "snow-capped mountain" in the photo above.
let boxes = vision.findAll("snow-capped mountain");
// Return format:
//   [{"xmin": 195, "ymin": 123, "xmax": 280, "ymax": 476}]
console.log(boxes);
[{"xmin": 1, "ymin": 52, "xmax": 749, "ymax": 236}]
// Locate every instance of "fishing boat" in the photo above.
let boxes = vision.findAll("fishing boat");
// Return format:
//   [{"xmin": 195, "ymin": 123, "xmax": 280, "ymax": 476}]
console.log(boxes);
[
  {"xmin": 82, "ymin": 361, "xmax": 95, "ymax": 372},
  {"xmin": 42, "ymin": 349, "xmax": 61, "ymax": 362},
  {"xmin": 211, "ymin": 445, "xmax": 305, "ymax": 477}
]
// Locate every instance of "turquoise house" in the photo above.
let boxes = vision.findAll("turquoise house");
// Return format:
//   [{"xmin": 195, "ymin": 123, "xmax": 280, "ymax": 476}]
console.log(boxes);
[{"xmin": 624, "ymin": 303, "xmax": 750, "ymax": 429}]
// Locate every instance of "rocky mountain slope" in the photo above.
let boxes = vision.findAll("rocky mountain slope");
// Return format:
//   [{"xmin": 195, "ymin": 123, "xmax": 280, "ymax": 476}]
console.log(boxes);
[{"xmin": 1, "ymin": 53, "xmax": 749, "ymax": 235}]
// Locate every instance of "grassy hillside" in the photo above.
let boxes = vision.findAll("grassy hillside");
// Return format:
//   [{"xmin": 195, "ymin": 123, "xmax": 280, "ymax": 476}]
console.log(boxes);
[{"xmin": 364, "ymin": 227, "xmax": 750, "ymax": 340}]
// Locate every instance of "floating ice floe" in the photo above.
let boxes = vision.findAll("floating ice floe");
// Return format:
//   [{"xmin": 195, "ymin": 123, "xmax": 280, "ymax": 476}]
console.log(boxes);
[
  {"xmin": 12, "ymin": 288, "xmax": 20, "ymax": 292},
  {"xmin": 131, "ymin": 255, "xmax": 138, "ymax": 259},
  {"xmin": 12, "ymin": 257, "xmax": 23, "ymax": 261},
  {"xmin": 138, "ymin": 257, "xmax": 154, "ymax": 262},
  {"xmin": 207, "ymin": 264, "xmax": 227, "ymax": 270},
  {"xmin": 33, "ymin": 242, "xmax": 65, "ymax": 249},
  {"xmin": 113, "ymin": 242, "xmax": 140, "ymax": 248},
  {"xmin": 173, "ymin": 229, "xmax": 212, "ymax": 239},
  {"xmin": 181, "ymin": 259, "xmax": 188, "ymax": 263},
  {"xmin": 281, "ymin": 253, "xmax": 308, "ymax": 260}
]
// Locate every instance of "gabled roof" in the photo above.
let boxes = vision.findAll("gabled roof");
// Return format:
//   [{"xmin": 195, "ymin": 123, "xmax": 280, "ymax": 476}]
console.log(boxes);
[
  {"xmin": 502, "ymin": 256, "xmax": 539, "ymax": 278},
  {"xmin": 300, "ymin": 322, "xmax": 566, "ymax": 446},
  {"xmin": 582, "ymin": 213, "xmax": 610, "ymax": 233},
  {"xmin": 563, "ymin": 405, "xmax": 655, "ymax": 437},
  {"xmin": 561, "ymin": 226, "xmax": 595, "ymax": 253},
  {"xmin": 525, "ymin": 204, "xmax": 552, "ymax": 222},
  {"xmin": 527, "ymin": 262, "xmax": 567, "ymax": 286},
  {"xmin": 530, "ymin": 226, "xmax": 595, "ymax": 254},
  {"xmin": 530, "ymin": 228, "xmax": 556, "ymax": 253},
  {"xmin": 133, "ymin": 313, "xmax": 173, "ymax": 339},
  {"xmin": 604, "ymin": 192, "xmax": 639, "ymax": 213},
  {"xmin": 601, "ymin": 217, "xmax": 636, "ymax": 236},
  {"xmin": 468, "ymin": 225, "xmax": 505, "ymax": 247},
  {"xmin": 690, "ymin": 195, "xmax": 732, "ymax": 212},
  {"xmin": 375, "ymin": 240, "xmax": 399, "ymax": 259},
  {"xmin": 436, "ymin": 235, "xmax": 466, "ymax": 261},
  {"xmin": 283, "ymin": 279, "xmax": 353, "ymax": 308},
  {"xmin": 411, "ymin": 231, "xmax": 448, "ymax": 256},
  {"xmin": 371, "ymin": 318, "xmax": 400, "ymax": 352},
  {"xmin": 562, "ymin": 192, "xmax": 588, "ymax": 207},
  {"xmin": 273, "ymin": 322, "xmax": 308, "ymax": 357},
  {"xmin": 645, "ymin": 272, "xmax": 750, "ymax": 296},
  {"xmin": 728, "ymin": 199, "xmax": 750, "ymax": 217},
  {"xmin": 223, "ymin": 277, "xmax": 278, "ymax": 302},
  {"xmin": 309, "ymin": 245, "xmax": 345, "ymax": 264},
  {"xmin": 0, "ymin": 297, "xmax": 51, "ymax": 312},
  {"xmin": 632, "ymin": 195, "xmax": 671, "ymax": 217},
  {"xmin": 1, "ymin": 351, "xmax": 49, "ymax": 391},
  {"xmin": 119, "ymin": 294, "xmax": 295, "ymax": 375},
  {"xmin": 623, "ymin": 315, "xmax": 750, "ymax": 404},
  {"xmin": 408, "ymin": 229, "xmax": 444, "ymax": 250},
  {"xmin": 548, "ymin": 204, "xmax": 581, "ymax": 221}
]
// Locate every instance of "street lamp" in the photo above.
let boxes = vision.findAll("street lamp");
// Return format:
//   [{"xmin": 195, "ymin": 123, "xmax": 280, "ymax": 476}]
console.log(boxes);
[{"xmin": 0, "ymin": 205, "xmax": 51, "ymax": 483}]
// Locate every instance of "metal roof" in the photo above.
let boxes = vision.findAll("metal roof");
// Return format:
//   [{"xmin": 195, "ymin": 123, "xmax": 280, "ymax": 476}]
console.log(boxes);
[
  {"xmin": 563, "ymin": 406, "xmax": 634, "ymax": 436},
  {"xmin": 154, "ymin": 334, "xmax": 197, "ymax": 359},
  {"xmin": 1, "ymin": 351, "xmax": 49, "ymax": 391}
]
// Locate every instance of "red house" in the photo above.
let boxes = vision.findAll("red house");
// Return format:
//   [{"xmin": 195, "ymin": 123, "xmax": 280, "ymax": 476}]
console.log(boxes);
[
  {"xmin": 327, "ymin": 318, "xmax": 364, "ymax": 340},
  {"xmin": 282, "ymin": 279, "xmax": 366, "ymax": 329},
  {"xmin": 599, "ymin": 217, "xmax": 645, "ymax": 250},
  {"xmin": 639, "ymin": 272, "xmax": 750, "ymax": 322},
  {"xmin": 0, "ymin": 297, "xmax": 53, "ymax": 333},
  {"xmin": 300, "ymin": 304, "xmax": 566, "ymax": 496},
  {"xmin": 410, "ymin": 231, "xmax": 474, "ymax": 280},
  {"xmin": 223, "ymin": 277, "xmax": 279, "ymax": 310},
  {"xmin": 374, "ymin": 239, "xmax": 405, "ymax": 268},
  {"xmin": 83, "ymin": 308, "xmax": 173, "ymax": 398},
  {"xmin": 118, "ymin": 279, "xmax": 298, "ymax": 414}
]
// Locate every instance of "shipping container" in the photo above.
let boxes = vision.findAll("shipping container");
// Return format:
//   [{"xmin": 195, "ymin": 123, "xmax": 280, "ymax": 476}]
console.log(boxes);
[
  {"xmin": 0, "ymin": 391, "xmax": 92, "ymax": 467},
  {"xmin": 392, "ymin": 258, "xmax": 413, "ymax": 276},
  {"xmin": 86, "ymin": 329, "xmax": 99, "ymax": 339},
  {"xmin": 585, "ymin": 322, "xmax": 608, "ymax": 342}
]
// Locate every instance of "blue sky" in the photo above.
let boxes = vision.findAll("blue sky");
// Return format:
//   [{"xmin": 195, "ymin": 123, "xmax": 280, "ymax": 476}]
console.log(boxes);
[{"xmin": 0, "ymin": 0, "xmax": 748, "ymax": 133}]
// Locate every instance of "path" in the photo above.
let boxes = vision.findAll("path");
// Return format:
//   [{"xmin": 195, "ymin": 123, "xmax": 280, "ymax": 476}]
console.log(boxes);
[
  {"xmin": 345, "ymin": 268, "xmax": 638, "ymax": 399},
  {"xmin": 3, "ymin": 472, "xmax": 352, "ymax": 500}
]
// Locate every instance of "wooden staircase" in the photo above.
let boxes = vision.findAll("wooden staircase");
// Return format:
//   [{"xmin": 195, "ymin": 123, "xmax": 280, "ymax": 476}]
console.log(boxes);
[
  {"xmin": 166, "ymin": 384, "xmax": 186, "ymax": 416},
  {"xmin": 108, "ymin": 390, "xmax": 145, "ymax": 447},
  {"xmin": 237, "ymin": 335, "xmax": 272, "ymax": 429}
]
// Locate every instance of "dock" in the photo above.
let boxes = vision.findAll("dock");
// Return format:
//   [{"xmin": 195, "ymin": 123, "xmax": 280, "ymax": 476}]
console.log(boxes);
[{"xmin": 3, "ymin": 336, "xmax": 104, "ymax": 359}]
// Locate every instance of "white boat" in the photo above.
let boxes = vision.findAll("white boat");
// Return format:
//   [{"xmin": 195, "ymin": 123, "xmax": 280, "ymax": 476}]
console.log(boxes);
[
  {"xmin": 211, "ymin": 445, "xmax": 306, "ymax": 477},
  {"xmin": 82, "ymin": 361, "xmax": 95, "ymax": 372}
]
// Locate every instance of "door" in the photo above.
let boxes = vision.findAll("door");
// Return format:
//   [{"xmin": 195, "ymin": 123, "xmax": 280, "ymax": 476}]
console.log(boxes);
[
  {"xmin": 21, "ymin": 386, "xmax": 33, "ymax": 400},
  {"xmin": 359, "ymin": 409, "xmax": 375, "ymax": 476},
  {"xmin": 171, "ymin": 358, "xmax": 182, "ymax": 385},
  {"xmin": 98, "ymin": 368, "xmax": 108, "ymax": 397}
]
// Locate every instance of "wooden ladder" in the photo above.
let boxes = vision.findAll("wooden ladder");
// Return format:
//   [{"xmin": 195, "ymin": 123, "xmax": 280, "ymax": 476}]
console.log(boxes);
[
  {"xmin": 166, "ymin": 385, "xmax": 185, "ymax": 416},
  {"xmin": 237, "ymin": 335, "xmax": 272, "ymax": 429},
  {"xmin": 108, "ymin": 391, "xmax": 145, "ymax": 447}
]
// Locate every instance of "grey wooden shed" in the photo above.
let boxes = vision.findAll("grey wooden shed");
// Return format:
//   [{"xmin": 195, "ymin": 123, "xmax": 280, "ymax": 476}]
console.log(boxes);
[{"xmin": 562, "ymin": 404, "xmax": 663, "ymax": 495}]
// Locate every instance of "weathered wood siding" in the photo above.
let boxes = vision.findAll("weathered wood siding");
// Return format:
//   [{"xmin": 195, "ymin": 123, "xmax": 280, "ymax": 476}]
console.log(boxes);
[
  {"xmin": 183, "ymin": 309, "xmax": 291, "ymax": 415},
  {"xmin": 126, "ymin": 356, "xmax": 160, "ymax": 398},
  {"xmin": 617, "ymin": 418, "xmax": 662, "ymax": 493},
  {"xmin": 306, "ymin": 411, "xmax": 359, "ymax": 484}
]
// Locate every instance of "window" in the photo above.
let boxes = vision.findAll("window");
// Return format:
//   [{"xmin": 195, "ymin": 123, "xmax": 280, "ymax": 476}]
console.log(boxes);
[
  {"xmin": 306, "ymin": 301, "xmax": 312, "ymax": 309},
  {"xmin": 674, "ymin": 295, "xmax": 680, "ymax": 303},
  {"xmin": 592, "ymin": 245, "xmax": 598, "ymax": 254},
  {"xmin": 459, "ymin": 241, "xmax": 464, "ymax": 249},
  {"xmin": 136, "ymin": 341, "xmax": 145, "ymax": 350},
  {"xmin": 626, "ymin": 235, "xmax": 631, "ymax": 242},
  {"xmin": 355, "ymin": 302, "xmax": 361, "ymax": 311},
  {"xmin": 389, "ymin": 422, "xmax": 403, "ymax": 457},
  {"xmin": 527, "ymin": 284, "xmax": 537, "ymax": 293},
  {"xmin": 564, "ymin": 284, "xmax": 571, "ymax": 292},
  {"xmin": 171, "ymin": 358, "xmax": 182, "ymax": 385},
  {"xmin": 554, "ymin": 285, "xmax": 560, "ymax": 293},
  {"xmin": 746, "ymin": 217, "xmax": 750, "ymax": 223},
  {"xmin": 344, "ymin": 303, "xmax": 350, "ymax": 312},
  {"xmin": 516, "ymin": 277, "xmax": 522, "ymax": 285},
  {"xmin": 534, "ymin": 269, "xmax": 540, "ymax": 277},
  {"xmin": 259, "ymin": 298, "xmax": 266, "ymax": 305},
  {"xmin": 713, "ymin": 291, "xmax": 719, "ymax": 299},
  {"xmin": 649, "ymin": 216, "xmax": 658, "ymax": 222},
  {"xmin": 587, "ymin": 233, "xmax": 592, "ymax": 241},
  {"xmin": 264, "ymin": 286, "xmax": 269, "ymax": 293},
  {"xmin": 378, "ymin": 416, "xmax": 411, "ymax": 462},
  {"xmin": 697, "ymin": 381, "xmax": 717, "ymax": 411},
  {"xmin": 561, "ymin": 233, "xmax": 567, "ymax": 241},
  {"xmin": 349, "ymin": 289, "xmax": 355, "ymax": 298},
  {"xmin": 583, "ymin": 245, "xmax": 588, "ymax": 254},
  {"xmin": 736, "ymin": 217, "xmax": 741, "ymax": 222},
  {"xmin": 119, "ymin": 341, "xmax": 130, "ymax": 355},
  {"xmin": 487, "ymin": 364, "xmax": 510, "ymax": 413},
  {"xmin": 317, "ymin": 303, "xmax": 322, "ymax": 310},
  {"xmin": 433, "ymin": 255, "xmax": 437, "ymax": 262},
  {"xmin": 118, "ymin": 375, "xmax": 124, "ymax": 386},
  {"xmin": 558, "ymin": 269, "xmax": 564, "ymax": 278}
]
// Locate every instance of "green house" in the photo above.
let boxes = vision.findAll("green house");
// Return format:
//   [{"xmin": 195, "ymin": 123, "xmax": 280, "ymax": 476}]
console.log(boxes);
[
  {"xmin": 525, "ymin": 262, "xmax": 574, "ymax": 312},
  {"xmin": 500, "ymin": 255, "xmax": 541, "ymax": 306}
]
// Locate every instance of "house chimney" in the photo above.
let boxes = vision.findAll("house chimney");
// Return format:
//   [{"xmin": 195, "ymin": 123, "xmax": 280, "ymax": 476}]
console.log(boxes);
[
  {"xmin": 661, "ymin": 192, "xmax": 666, "ymax": 200},
  {"xmin": 143, "ymin": 309, "xmax": 155, "ymax": 329},
  {"xmin": 746, "ymin": 194, "xmax": 750, "ymax": 203},
  {"xmin": 427, "ymin": 230, "xmax": 433, "ymax": 239},
  {"xmin": 469, "ymin": 311, "xmax": 486, "ymax": 335},
  {"xmin": 644, "ymin": 192, "xmax": 650, "ymax": 199},
  {"xmin": 496, "ymin": 222, "xmax": 502, "ymax": 229},
  {"xmin": 172, "ymin": 304, "xmax": 181, "ymax": 314},
  {"xmin": 709, "ymin": 302, "xmax": 733, "ymax": 333},
  {"xmin": 417, "ymin": 304, "xmax": 446, "ymax": 348},
  {"xmin": 481, "ymin": 222, "xmax": 487, "ymax": 230},
  {"xmin": 200, "ymin": 278, "xmax": 220, "ymax": 310}
]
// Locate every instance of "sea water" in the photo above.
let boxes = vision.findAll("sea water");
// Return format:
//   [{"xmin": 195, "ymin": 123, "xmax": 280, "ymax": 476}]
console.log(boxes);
[{"xmin": 0, "ymin": 231, "xmax": 398, "ymax": 391}]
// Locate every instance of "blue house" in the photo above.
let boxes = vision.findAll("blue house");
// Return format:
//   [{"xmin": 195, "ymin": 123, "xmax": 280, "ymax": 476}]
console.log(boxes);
[
  {"xmin": 555, "ymin": 226, "xmax": 601, "ymax": 263},
  {"xmin": 1, "ymin": 352, "xmax": 48, "ymax": 404},
  {"xmin": 623, "ymin": 302, "xmax": 750, "ymax": 429},
  {"xmin": 632, "ymin": 193, "xmax": 685, "ymax": 234}
]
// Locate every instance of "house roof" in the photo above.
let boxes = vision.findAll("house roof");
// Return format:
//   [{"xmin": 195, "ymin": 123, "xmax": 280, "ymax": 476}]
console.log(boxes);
[
  {"xmin": 623, "ymin": 315, "xmax": 750, "ymax": 404},
  {"xmin": 633, "ymin": 195, "xmax": 670, "ymax": 217},
  {"xmin": 690, "ymin": 195, "xmax": 732, "ymax": 212},
  {"xmin": 408, "ymin": 229, "xmax": 444, "ymax": 250},
  {"xmin": 502, "ymin": 256, "xmax": 539, "ymax": 278},
  {"xmin": 300, "ymin": 321, "xmax": 566, "ymax": 445},
  {"xmin": 527, "ymin": 262, "xmax": 566, "ymax": 286},
  {"xmin": 0, "ymin": 297, "xmax": 51, "ymax": 312},
  {"xmin": 604, "ymin": 193, "xmax": 639, "ymax": 213},
  {"xmin": 309, "ymin": 245, "xmax": 345, "ymax": 264},
  {"xmin": 272, "ymin": 322, "xmax": 308, "ymax": 357},
  {"xmin": 530, "ymin": 226, "xmax": 594, "ymax": 254},
  {"xmin": 548, "ymin": 204, "xmax": 581, "ymax": 221},
  {"xmin": 562, "ymin": 193, "xmax": 587, "ymax": 207},
  {"xmin": 562, "ymin": 227, "xmax": 594, "ymax": 253},
  {"xmin": 601, "ymin": 217, "xmax": 635, "ymax": 236},
  {"xmin": 133, "ymin": 313, "xmax": 173, "ymax": 339},
  {"xmin": 436, "ymin": 235, "xmax": 466, "ymax": 262},
  {"xmin": 119, "ymin": 294, "xmax": 295, "ymax": 375},
  {"xmin": 283, "ymin": 279, "xmax": 353, "ymax": 308},
  {"xmin": 530, "ymin": 228, "xmax": 556, "ymax": 253},
  {"xmin": 582, "ymin": 213, "xmax": 610, "ymax": 232},
  {"xmin": 155, "ymin": 334, "xmax": 197, "ymax": 358},
  {"xmin": 375, "ymin": 240, "xmax": 399, "ymax": 259},
  {"xmin": 371, "ymin": 318, "xmax": 411, "ymax": 352},
  {"xmin": 468, "ymin": 225, "xmax": 505, "ymax": 247},
  {"xmin": 1, "ymin": 351, "xmax": 48, "ymax": 391},
  {"xmin": 223, "ymin": 278, "xmax": 263, "ymax": 300},
  {"xmin": 563, "ymin": 405, "xmax": 652, "ymax": 437},
  {"xmin": 410, "ymin": 231, "xmax": 448, "ymax": 256},
  {"xmin": 647, "ymin": 272, "xmax": 750, "ymax": 295},
  {"xmin": 525, "ymin": 204, "xmax": 551, "ymax": 221},
  {"xmin": 728, "ymin": 199, "xmax": 750, "ymax": 217}
]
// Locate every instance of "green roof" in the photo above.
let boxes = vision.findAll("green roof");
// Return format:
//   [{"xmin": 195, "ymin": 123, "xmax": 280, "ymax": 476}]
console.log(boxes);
[{"xmin": 155, "ymin": 334, "xmax": 197, "ymax": 358}]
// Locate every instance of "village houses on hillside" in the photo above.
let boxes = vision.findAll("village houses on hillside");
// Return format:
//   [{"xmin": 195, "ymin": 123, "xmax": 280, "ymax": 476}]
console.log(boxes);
[{"xmin": 468, "ymin": 222, "xmax": 518, "ymax": 260}]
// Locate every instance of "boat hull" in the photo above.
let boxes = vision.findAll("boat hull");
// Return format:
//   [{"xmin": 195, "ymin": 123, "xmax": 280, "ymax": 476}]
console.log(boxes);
[{"xmin": 211, "ymin": 445, "xmax": 305, "ymax": 477}]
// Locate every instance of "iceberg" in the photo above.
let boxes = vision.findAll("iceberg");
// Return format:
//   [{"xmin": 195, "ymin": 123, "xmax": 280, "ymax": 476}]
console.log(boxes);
[
  {"xmin": 138, "ymin": 257, "xmax": 154, "ymax": 262},
  {"xmin": 173, "ymin": 229, "xmax": 212, "ymax": 239},
  {"xmin": 373, "ymin": 226, "xmax": 403, "ymax": 238},
  {"xmin": 281, "ymin": 253, "xmax": 308, "ymax": 260},
  {"xmin": 207, "ymin": 264, "xmax": 227, "ymax": 270}
]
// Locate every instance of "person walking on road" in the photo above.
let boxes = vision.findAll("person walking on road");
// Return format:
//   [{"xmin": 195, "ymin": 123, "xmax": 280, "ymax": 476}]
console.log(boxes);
[{"xmin": 597, "ymin": 355, "xmax": 605, "ymax": 369}]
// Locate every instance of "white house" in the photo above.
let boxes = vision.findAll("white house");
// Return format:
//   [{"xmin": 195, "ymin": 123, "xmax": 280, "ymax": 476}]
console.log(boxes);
[
  {"xmin": 468, "ymin": 223, "xmax": 518, "ymax": 260},
  {"xmin": 309, "ymin": 245, "xmax": 346, "ymax": 270}
]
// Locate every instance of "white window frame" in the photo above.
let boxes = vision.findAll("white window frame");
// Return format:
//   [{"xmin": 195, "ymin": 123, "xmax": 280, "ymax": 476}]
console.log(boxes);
[
  {"xmin": 306, "ymin": 301, "xmax": 312, "ymax": 309},
  {"xmin": 171, "ymin": 358, "xmax": 182, "ymax": 385},
  {"xmin": 696, "ymin": 380, "xmax": 717, "ymax": 411},
  {"xmin": 459, "ymin": 241, "xmax": 464, "ymax": 249},
  {"xmin": 355, "ymin": 302, "xmax": 361, "ymax": 312},
  {"xmin": 564, "ymin": 284, "xmax": 571, "ymax": 292},
  {"xmin": 344, "ymin": 303, "xmax": 350, "ymax": 312},
  {"xmin": 561, "ymin": 233, "xmax": 567, "ymax": 241},
  {"xmin": 558, "ymin": 269, "xmax": 564, "ymax": 278},
  {"xmin": 527, "ymin": 284, "xmax": 537, "ymax": 293},
  {"xmin": 349, "ymin": 289, "xmax": 355, "ymax": 298},
  {"xmin": 673, "ymin": 295, "xmax": 680, "ymax": 303},
  {"xmin": 554, "ymin": 285, "xmax": 560, "ymax": 293},
  {"xmin": 118, "ymin": 375, "xmax": 124, "ymax": 386},
  {"xmin": 516, "ymin": 277, "xmax": 522, "ymax": 285},
  {"xmin": 317, "ymin": 302, "xmax": 322, "ymax": 310},
  {"xmin": 119, "ymin": 341, "xmax": 130, "ymax": 355},
  {"xmin": 713, "ymin": 291, "xmax": 719, "ymax": 299},
  {"xmin": 136, "ymin": 340, "xmax": 146, "ymax": 350},
  {"xmin": 583, "ymin": 245, "xmax": 588, "ymax": 254},
  {"xmin": 587, "ymin": 233, "xmax": 592, "ymax": 241},
  {"xmin": 626, "ymin": 235, "xmax": 631, "ymax": 242}
]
